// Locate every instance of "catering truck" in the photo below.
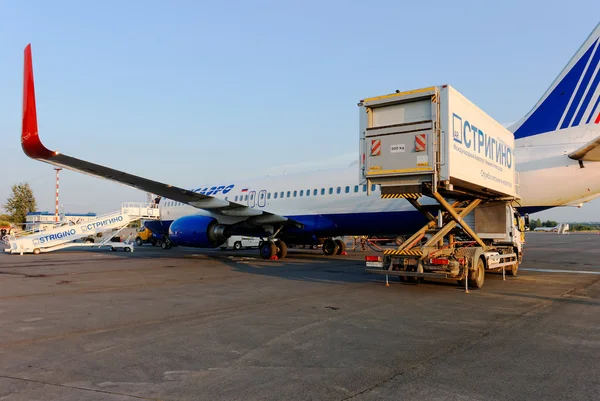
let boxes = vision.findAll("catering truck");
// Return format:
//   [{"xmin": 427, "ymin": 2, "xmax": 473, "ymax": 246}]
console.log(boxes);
[{"xmin": 359, "ymin": 85, "xmax": 527, "ymax": 289}]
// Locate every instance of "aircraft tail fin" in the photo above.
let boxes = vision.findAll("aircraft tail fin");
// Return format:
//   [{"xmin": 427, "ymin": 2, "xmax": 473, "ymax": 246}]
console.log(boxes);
[
  {"xmin": 22, "ymin": 44, "xmax": 55, "ymax": 159},
  {"xmin": 512, "ymin": 22, "xmax": 600, "ymax": 139}
]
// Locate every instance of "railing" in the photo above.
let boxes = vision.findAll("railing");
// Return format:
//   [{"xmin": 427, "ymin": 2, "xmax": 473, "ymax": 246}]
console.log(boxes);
[
  {"xmin": 4, "ymin": 203, "xmax": 160, "ymax": 244},
  {"xmin": 10, "ymin": 220, "xmax": 77, "ymax": 239},
  {"xmin": 121, "ymin": 202, "xmax": 161, "ymax": 218}
]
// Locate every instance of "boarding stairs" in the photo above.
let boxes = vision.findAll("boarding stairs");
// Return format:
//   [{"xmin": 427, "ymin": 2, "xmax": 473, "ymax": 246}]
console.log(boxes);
[{"xmin": 3, "ymin": 203, "xmax": 160, "ymax": 255}]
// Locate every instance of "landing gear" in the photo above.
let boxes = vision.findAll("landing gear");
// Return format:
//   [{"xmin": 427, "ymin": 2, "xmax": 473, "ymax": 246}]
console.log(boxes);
[
  {"xmin": 260, "ymin": 240, "xmax": 277, "ymax": 260},
  {"xmin": 259, "ymin": 239, "xmax": 288, "ymax": 260},
  {"xmin": 334, "ymin": 239, "xmax": 346, "ymax": 255},
  {"xmin": 322, "ymin": 238, "xmax": 339, "ymax": 256},
  {"xmin": 275, "ymin": 240, "xmax": 287, "ymax": 259}
]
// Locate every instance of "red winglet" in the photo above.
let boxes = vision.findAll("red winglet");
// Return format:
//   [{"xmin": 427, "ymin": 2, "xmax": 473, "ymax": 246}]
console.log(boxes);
[{"xmin": 22, "ymin": 44, "xmax": 55, "ymax": 159}]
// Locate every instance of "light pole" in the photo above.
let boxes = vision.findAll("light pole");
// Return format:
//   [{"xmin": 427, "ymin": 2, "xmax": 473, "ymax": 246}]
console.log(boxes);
[{"xmin": 54, "ymin": 167, "xmax": 62, "ymax": 222}]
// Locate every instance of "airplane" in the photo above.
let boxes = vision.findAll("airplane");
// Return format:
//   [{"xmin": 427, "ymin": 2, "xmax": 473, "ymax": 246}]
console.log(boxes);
[
  {"xmin": 20, "ymin": 22, "xmax": 600, "ymax": 260},
  {"xmin": 533, "ymin": 224, "xmax": 570, "ymax": 233}
]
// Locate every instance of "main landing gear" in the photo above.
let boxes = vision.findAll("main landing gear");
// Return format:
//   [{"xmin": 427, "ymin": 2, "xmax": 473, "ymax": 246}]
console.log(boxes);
[
  {"xmin": 259, "ymin": 239, "xmax": 288, "ymax": 260},
  {"xmin": 257, "ymin": 236, "xmax": 346, "ymax": 260},
  {"xmin": 322, "ymin": 238, "xmax": 346, "ymax": 256}
]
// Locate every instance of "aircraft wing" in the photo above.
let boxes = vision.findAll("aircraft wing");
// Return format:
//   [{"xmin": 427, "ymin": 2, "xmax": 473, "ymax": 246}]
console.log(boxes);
[
  {"xmin": 21, "ymin": 44, "xmax": 288, "ymax": 224},
  {"xmin": 568, "ymin": 135, "xmax": 600, "ymax": 161}
]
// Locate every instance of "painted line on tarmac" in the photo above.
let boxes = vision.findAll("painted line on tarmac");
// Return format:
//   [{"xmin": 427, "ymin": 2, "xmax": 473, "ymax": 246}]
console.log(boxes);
[{"xmin": 521, "ymin": 268, "xmax": 600, "ymax": 275}]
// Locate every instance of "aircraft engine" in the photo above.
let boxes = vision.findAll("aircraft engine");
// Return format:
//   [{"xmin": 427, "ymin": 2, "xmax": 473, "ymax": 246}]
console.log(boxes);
[{"xmin": 168, "ymin": 215, "xmax": 231, "ymax": 247}]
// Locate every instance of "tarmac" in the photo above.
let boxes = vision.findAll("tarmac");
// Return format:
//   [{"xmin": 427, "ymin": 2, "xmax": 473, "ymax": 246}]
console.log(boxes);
[{"xmin": 0, "ymin": 232, "xmax": 599, "ymax": 400}]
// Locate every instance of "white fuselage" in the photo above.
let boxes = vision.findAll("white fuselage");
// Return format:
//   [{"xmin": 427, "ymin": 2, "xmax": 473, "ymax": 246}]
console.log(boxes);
[{"xmin": 158, "ymin": 126, "xmax": 600, "ymax": 223}]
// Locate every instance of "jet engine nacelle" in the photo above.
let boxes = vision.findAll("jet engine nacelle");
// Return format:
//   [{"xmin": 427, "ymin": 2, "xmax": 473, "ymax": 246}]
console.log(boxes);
[{"xmin": 168, "ymin": 215, "xmax": 231, "ymax": 248}]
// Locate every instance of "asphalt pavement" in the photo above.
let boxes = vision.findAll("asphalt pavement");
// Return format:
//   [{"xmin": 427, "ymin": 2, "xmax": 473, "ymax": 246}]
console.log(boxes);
[{"xmin": 0, "ymin": 232, "xmax": 599, "ymax": 400}]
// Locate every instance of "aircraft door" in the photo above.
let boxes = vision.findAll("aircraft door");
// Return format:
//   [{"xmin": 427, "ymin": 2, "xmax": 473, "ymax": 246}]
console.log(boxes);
[
  {"xmin": 249, "ymin": 191, "xmax": 256, "ymax": 207},
  {"xmin": 258, "ymin": 190, "xmax": 267, "ymax": 207}
]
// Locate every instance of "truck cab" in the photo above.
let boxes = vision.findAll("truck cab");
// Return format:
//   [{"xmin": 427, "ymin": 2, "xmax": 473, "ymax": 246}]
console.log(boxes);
[{"xmin": 135, "ymin": 227, "xmax": 157, "ymax": 246}]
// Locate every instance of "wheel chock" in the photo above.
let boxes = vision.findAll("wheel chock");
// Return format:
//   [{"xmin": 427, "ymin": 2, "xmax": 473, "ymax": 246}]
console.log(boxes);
[
  {"xmin": 341, "ymin": 251, "xmax": 348, "ymax": 256},
  {"xmin": 270, "ymin": 255, "xmax": 279, "ymax": 260}
]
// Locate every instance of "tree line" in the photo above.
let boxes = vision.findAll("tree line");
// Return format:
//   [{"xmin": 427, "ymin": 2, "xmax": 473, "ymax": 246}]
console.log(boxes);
[{"xmin": 528, "ymin": 217, "xmax": 600, "ymax": 231}]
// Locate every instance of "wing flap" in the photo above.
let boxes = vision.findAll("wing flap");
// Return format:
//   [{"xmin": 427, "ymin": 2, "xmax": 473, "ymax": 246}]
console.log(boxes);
[{"xmin": 568, "ymin": 135, "xmax": 600, "ymax": 161}]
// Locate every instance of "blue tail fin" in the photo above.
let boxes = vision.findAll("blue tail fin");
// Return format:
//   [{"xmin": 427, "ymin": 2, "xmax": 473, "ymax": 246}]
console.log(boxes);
[{"xmin": 512, "ymin": 22, "xmax": 600, "ymax": 139}]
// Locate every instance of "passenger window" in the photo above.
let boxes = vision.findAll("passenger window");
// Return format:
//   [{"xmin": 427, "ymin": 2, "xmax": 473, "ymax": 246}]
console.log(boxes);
[
  {"xmin": 354, "ymin": 185, "xmax": 359, "ymax": 193},
  {"xmin": 329, "ymin": 188, "xmax": 333, "ymax": 195},
  {"xmin": 287, "ymin": 191, "xmax": 291, "ymax": 198},
  {"xmin": 245, "ymin": 195, "xmax": 248, "ymax": 201},
  {"xmin": 345, "ymin": 186, "xmax": 350, "ymax": 193},
  {"xmin": 314, "ymin": 189, "xmax": 317, "ymax": 196},
  {"xmin": 372, "ymin": 184, "xmax": 377, "ymax": 191},
  {"xmin": 267, "ymin": 193, "xmax": 271, "ymax": 199},
  {"xmin": 300, "ymin": 190, "xmax": 304, "ymax": 196},
  {"xmin": 235, "ymin": 196, "xmax": 238, "ymax": 201},
  {"xmin": 293, "ymin": 190, "xmax": 297, "ymax": 197},
  {"xmin": 321, "ymin": 188, "xmax": 325, "ymax": 195},
  {"xmin": 363, "ymin": 185, "xmax": 367, "ymax": 192},
  {"xmin": 274, "ymin": 192, "xmax": 278, "ymax": 199},
  {"xmin": 336, "ymin": 187, "xmax": 341, "ymax": 194},
  {"xmin": 306, "ymin": 189, "xmax": 310, "ymax": 196}
]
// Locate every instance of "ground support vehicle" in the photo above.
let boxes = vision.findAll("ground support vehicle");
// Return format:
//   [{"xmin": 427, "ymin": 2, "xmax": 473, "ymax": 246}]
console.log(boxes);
[
  {"xmin": 3, "ymin": 203, "xmax": 160, "ymax": 255},
  {"xmin": 220, "ymin": 235, "xmax": 261, "ymax": 250},
  {"xmin": 358, "ymin": 85, "xmax": 526, "ymax": 289}
]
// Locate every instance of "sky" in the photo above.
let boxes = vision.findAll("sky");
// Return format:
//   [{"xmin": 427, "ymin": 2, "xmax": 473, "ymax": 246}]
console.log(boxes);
[{"xmin": 0, "ymin": 0, "xmax": 599, "ymax": 222}]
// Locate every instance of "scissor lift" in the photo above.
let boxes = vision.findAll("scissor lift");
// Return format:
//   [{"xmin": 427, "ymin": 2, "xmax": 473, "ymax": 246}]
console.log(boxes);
[{"xmin": 365, "ymin": 186, "xmax": 522, "ymax": 289}]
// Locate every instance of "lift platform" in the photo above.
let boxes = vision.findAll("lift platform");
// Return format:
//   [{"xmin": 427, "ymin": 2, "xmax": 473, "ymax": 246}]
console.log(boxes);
[{"xmin": 3, "ymin": 203, "xmax": 160, "ymax": 255}]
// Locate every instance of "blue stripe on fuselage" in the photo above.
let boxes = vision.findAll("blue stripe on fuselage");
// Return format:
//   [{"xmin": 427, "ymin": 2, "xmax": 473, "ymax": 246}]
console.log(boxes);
[{"xmin": 147, "ymin": 207, "xmax": 552, "ymax": 245}]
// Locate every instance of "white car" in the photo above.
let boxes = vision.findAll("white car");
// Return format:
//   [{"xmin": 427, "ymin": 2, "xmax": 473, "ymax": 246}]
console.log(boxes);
[{"xmin": 220, "ymin": 236, "xmax": 261, "ymax": 250}]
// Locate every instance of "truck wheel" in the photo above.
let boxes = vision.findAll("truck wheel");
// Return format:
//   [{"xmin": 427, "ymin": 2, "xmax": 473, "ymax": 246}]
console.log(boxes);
[
  {"xmin": 468, "ymin": 258, "xmax": 485, "ymax": 289},
  {"xmin": 33, "ymin": 248, "xmax": 41, "ymax": 255},
  {"xmin": 135, "ymin": 237, "xmax": 143, "ymax": 247},
  {"xmin": 510, "ymin": 263, "xmax": 519, "ymax": 277},
  {"xmin": 161, "ymin": 242, "xmax": 168, "ymax": 250},
  {"xmin": 234, "ymin": 241, "xmax": 242, "ymax": 250},
  {"xmin": 322, "ymin": 239, "xmax": 339, "ymax": 256}
]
